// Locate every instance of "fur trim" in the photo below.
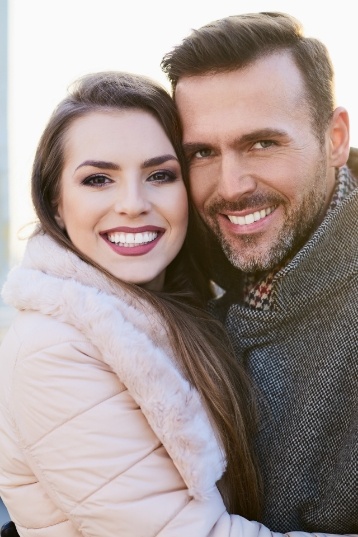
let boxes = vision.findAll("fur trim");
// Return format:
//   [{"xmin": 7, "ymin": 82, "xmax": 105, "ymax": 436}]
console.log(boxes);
[{"xmin": 2, "ymin": 234, "xmax": 226, "ymax": 499}]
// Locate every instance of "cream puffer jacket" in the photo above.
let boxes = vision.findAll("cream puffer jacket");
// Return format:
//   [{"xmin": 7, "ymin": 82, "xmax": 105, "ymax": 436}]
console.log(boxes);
[{"xmin": 0, "ymin": 234, "xmax": 352, "ymax": 537}]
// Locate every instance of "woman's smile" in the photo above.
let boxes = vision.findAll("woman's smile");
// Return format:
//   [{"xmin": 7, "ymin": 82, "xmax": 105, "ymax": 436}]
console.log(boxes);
[{"xmin": 102, "ymin": 225, "xmax": 165, "ymax": 256}]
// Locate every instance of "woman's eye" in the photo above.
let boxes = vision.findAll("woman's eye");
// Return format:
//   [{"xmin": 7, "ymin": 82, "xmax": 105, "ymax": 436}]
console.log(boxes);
[
  {"xmin": 82, "ymin": 174, "xmax": 112, "ymax": 187},
  {"xmin": 147, "ymin": 170, "xmax": 177, "ymax": 183}
]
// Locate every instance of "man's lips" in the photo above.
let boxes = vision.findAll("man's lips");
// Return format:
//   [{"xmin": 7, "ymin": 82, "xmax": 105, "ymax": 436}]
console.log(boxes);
[{"xmin": 225, "ymin": 206, "xmax": 276, "ymax": 226}]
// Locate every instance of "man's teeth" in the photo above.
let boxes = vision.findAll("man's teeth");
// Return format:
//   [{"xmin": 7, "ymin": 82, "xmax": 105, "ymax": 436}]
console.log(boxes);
[
  {"xmin": 107, "ymin": 231, "xmax": 158, "ymax": 247},
  {"xmin": 228, "ymin": 206, "xmax": 274, "ymax": 226}
]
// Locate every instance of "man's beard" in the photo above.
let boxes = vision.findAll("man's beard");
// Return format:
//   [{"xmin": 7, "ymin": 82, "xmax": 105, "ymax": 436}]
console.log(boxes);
[{"xmin": 205, "ymin": 162, "xmax": 328, "ymax": 273}]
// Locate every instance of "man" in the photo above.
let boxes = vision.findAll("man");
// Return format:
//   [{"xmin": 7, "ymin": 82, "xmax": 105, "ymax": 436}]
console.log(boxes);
[{"xmin": 161, "ymin": 12, "xmax": 358, "ymax": 535}]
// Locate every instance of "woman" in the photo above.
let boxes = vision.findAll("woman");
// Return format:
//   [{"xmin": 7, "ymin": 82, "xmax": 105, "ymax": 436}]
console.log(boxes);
[{"xmin": 0, "ymin": 71, "xmax": 265, "ymax": 536}]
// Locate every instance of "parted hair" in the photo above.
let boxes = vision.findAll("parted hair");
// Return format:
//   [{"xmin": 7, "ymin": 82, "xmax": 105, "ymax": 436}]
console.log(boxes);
[
  {"xmin": 161, "ymin": 11, "xmax": 336, "ymax": 140},
  {"xmin": 30, "ymin": 71, "xmax": 262, "ymax": 517}
]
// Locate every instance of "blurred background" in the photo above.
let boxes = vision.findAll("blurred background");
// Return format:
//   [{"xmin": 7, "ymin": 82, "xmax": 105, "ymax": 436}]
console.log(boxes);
[{"xmin": 0, "ymin": 0, "xmax": 357, "ymax": 526}]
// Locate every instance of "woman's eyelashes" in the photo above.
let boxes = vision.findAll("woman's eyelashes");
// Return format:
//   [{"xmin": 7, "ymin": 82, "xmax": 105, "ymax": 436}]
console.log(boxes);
[
  {"xmin": 81, "ymin": 170, "xmax": 179, "ymax": 187},
  {"xmin": 147, "ymin": 169, "xmax": 178, "ymax": 184},
  {"xmin": 81, "ymin": 174, "xmax": 112, "ymax": 187}
]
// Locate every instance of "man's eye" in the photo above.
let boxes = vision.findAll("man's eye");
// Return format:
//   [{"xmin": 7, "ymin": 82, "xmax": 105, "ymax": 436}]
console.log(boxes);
[
  {"xmin": 194, "ymin": 148, "xmax": 213, "ymax": 159},
  {"xmin": 252, "ymin": 140, "xmax": 275, "ymax": 150},
  {"xmin": 82, "ymin": 174, "xmax": 111, "ymax": 187}
]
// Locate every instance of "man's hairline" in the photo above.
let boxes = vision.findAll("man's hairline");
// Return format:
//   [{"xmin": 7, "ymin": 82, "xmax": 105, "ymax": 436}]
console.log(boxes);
[{"xmin": 171, "ymin": 51, "xmax": 325, "ymax": 144}]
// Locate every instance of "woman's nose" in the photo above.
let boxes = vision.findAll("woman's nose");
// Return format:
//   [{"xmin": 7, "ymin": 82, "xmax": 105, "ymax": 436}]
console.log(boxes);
[{"xmin": 113, "ymin": 181, "xmax": 151, "ymax": 217}]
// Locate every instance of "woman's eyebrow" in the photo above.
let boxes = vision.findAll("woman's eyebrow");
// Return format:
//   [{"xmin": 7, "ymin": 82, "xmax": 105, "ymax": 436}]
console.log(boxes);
[
  {"xmin": 142, "ymin": 154, "xmax": 178, "ymax": 168},
  {"xmin": 75, "ymin": 160, "xmax": 120, "ymax": 171}
]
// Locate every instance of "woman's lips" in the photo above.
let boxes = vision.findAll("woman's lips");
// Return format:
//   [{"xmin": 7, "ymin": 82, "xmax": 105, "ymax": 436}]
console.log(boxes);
[{"xmin": 101, "ymin": 226, "xmax": 165, "ymax": 256}]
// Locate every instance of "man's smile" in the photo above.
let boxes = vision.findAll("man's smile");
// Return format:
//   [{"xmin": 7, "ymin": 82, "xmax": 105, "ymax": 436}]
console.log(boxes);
[{"xmin": 227, "ymin": 206, "xmax": 276, "ymax": 226}]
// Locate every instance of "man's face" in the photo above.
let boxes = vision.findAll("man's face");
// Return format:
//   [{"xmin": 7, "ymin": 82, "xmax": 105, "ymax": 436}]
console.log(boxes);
[{"xmin": 175, "ymin": 52, "xmax": 337, "ymax": 272}]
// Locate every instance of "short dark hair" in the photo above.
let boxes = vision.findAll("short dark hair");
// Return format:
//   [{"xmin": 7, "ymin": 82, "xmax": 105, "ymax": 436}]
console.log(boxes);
[{"xmin": 161, "ymin": 12, "xmax": 335, "ymax": 139}]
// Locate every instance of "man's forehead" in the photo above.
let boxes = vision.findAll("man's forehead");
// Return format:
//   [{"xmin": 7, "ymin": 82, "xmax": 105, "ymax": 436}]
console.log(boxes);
[
  {"xmin": 175, "ymin": 55, "xmax": 307, "ymax": 134},
  {"xmin": 175, "ymin": 73, "xmax": 217, "ymax": 107},
  {"xmin": 175, "ymin": 52, "xmax": 302, "ymax": 98}
]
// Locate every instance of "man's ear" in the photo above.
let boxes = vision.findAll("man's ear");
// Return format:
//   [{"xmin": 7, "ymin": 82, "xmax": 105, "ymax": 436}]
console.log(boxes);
[{"xmin": 328, "ymin": 107, "xmax": 350, "ymax": 167}]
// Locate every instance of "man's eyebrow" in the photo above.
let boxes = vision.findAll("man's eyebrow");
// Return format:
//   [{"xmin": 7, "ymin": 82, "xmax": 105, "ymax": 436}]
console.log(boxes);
[
  {"xmin": 238, "ymin": 128, "xmax": 287, "ymax": 144},
  {"xmin": 182, "ymin": 129, "xmax": 287, "ymax": 152},
  {"xmin": 75, "ymin": 160, "xmax": 119, "ymax": 171},
  {"xmin": 182, "ymin": 142, "xmax": 210, "ymax": 153}
]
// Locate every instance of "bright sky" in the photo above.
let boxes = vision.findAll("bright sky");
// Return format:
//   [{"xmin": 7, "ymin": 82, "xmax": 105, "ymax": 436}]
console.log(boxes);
[{"xmin": 7, "ymin": 0, "xmax": 357, "ymax": 262}]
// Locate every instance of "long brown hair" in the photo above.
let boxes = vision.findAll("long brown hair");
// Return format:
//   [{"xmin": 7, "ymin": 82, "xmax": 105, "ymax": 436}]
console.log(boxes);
[{"xmin": 31, "ymin": 71, "xmax": 262, "ymax": 517}]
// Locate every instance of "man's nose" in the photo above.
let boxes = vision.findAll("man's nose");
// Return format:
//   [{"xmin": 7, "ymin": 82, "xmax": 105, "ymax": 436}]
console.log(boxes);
[
  {"xmin": 216, "ymin": 153, "xmax": 257, "ymax": 201},
  {"xmin": 113, "ymin": 181, "xmax": 151, "ymax": 217}
]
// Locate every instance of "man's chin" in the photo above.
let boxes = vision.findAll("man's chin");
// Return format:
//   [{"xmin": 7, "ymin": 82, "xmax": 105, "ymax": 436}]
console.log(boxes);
[
  {"xmin": 226, "ymin": 256, "xmax": 274, "ymax": 273},
  {"xmin": 221, "ymin": 239, "xmax": 291, "ymax": 273}
]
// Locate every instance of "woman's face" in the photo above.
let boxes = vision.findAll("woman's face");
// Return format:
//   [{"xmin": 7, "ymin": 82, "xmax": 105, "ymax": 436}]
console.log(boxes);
[{"xmin": 56, "ymin": 109, "xmax": 188, "ymax": 290}]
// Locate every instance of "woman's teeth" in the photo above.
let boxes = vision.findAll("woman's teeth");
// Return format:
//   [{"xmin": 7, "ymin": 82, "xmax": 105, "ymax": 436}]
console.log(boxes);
[{"xmin": 107, "ymin": 231, "xmax": 158, "ymax": 247}]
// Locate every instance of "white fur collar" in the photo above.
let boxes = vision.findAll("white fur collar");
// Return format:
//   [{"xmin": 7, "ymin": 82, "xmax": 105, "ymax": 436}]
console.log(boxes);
[{"xmin": 2, "ymin": 233, "xmax": 226, "ymax": 499}]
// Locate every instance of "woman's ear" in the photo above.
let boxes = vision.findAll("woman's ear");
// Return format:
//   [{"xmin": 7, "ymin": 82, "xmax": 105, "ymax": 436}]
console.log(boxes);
[
  {"xmin": 54, "ymin": 206, "xmax": 65, "ymax": 229},
  {"xmin": 328, "ymin": 107, "xmax": 350, "ymax": 167}
]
